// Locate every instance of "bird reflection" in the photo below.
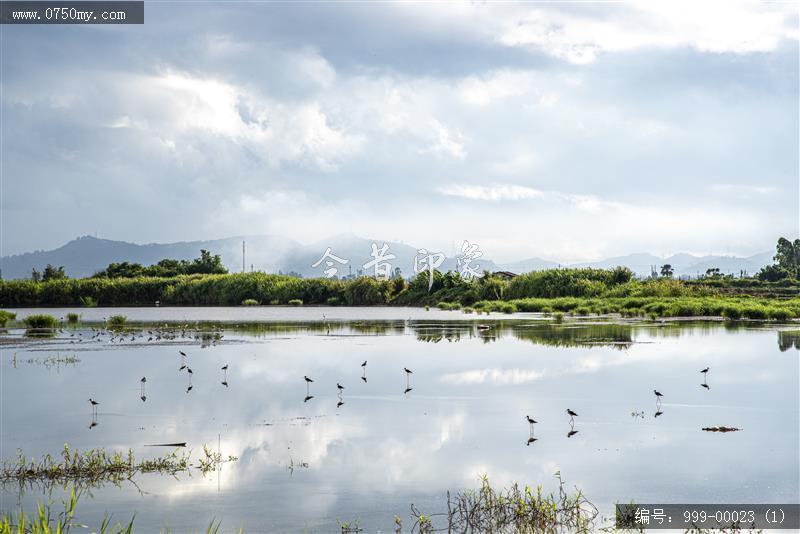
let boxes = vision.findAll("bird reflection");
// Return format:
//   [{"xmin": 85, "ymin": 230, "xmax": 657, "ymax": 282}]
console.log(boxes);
[
  {"xmin": 404, "ymin": 367, "xmax": 413, "ymax": 391},
  {"xmin": 337, "ymin": 400, "xmax": 344, "ymax": 408},
  {"xmin": 701, "ymin": 383, "xmax": 710, "ymax": 390},
  {"xmin": 140, "ymin": 395, "xmax": 147, "ymax": 402},
  {"xmin": 186, "ymin": 385, "xmax": 193, "ymax": 393},
  {"xmin": 221, "ymin": 381, "xmax": 229, "ymax": 388},
  {"xmin": 526, "ymin": 437, "xmax": 538, "ymax": 446},
  {"xmin": 567, "ymin": 430, "xmax": 579, "ymax": 438},
  {"xmin": 88, "ymin": 419, "xmax": 98, "ymax": 430},
  {"xmin": 654, "ymin": 410, "xmax": 664, "ymax": 418},
  {"xmin": 304, "ymin": 395, "xmax": 314, "ymax": 403}
]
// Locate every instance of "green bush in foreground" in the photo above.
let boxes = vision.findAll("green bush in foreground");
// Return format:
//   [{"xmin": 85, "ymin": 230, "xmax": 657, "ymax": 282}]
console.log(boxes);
[
  {"xmin": 23, "ymin": 314, "xmax": 57, "ymax": 329},
  {"xmin": 107, "ymin": 315, "xmax": 127, "ymax": 328},
  {"xmin": 66, "ymin": 312, "xmax": 80, "ymax": 323},
  {"xmin": 0, "ymin": 310, "xmax": 16, "ymax": 327}
]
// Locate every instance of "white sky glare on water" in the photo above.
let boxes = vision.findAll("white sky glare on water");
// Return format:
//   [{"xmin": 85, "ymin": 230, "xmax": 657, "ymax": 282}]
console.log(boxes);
[{"xmin": 1, "ymin": 1, "xmax": 798, "ymax": 262}]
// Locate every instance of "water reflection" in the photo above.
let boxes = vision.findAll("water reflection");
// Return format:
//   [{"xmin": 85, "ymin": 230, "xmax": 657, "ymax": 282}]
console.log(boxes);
[{"xmin": 1, "ymin": 319, "xmax": 797, "ymax": 531}]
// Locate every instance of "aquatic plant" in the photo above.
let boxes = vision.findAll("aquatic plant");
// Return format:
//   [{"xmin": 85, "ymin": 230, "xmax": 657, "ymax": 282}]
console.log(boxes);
[
  {"xmin": 66, "ymin": 312, "xmax": 80, "ymax": 323},
  {"xmin": 106, "ymin": 315, "xmax": 127, "ymax": 328},
  {"xmin": 79, "ymin": 295, "xmax": 98, "ymax": 307},
  {"xmin": 0, "ymin": 310, "xmax": 15, "ymax": 327},
  {"xmin": 1, "ymin": 444, "xmax": 235, "ymax": 488},
  {"xmin": 241, "ymin": 298, "xmax": 260, "ymax": 306},
  {"xmin": 410, "ymin": 473, "xmax": 598, "ymax": 533},
  {"xmin": 23, "ymin": 314, "xmax": 57, "ymax": 330},
  {"xmin": 0, "ymin": 486, "xmax": 135, "ymax": 534}
]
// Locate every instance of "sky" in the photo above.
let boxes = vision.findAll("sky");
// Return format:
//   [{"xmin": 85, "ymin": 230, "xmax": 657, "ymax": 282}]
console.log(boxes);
[{"xmin": 1, "ymin": 1, "xmax": 798, "ymax": 263}]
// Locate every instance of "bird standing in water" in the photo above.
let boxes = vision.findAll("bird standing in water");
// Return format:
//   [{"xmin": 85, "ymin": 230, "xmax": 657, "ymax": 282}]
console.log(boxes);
[{"xmin": 304, "ymin": 376, "xmax": 313, "ymax": 396}]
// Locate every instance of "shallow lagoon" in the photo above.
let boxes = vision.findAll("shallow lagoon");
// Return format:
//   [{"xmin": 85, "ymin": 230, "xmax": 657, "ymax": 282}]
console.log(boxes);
[{"xmin": 1, "ymin": 309, "xmax": 798, "ymax": 531}]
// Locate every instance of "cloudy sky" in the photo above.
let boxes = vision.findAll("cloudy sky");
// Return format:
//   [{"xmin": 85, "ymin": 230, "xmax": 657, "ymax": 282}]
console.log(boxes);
[{"xmin": 1, "ymin": 1, "xmax": 798, "ymax": 263}]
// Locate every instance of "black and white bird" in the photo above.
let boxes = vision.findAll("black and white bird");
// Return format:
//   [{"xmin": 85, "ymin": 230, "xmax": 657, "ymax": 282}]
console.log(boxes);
[
  {"xmin": 337, "ymin": 383, "xmax": 344, "ymax": 391},
  {"xmin": 654, "ymin": 389, "xmax": 664, "ymax": 399},
  {"xmin": 701, "ymin": 367, "xmax": 709, "ymax": 375}
]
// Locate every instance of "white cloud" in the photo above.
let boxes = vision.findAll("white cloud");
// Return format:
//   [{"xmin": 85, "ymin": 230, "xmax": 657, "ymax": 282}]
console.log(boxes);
[
  {"xmin": 441, "ymin": 368, "xmax": 545, "ymax": 385},
  {"xmin": 710, "ymin": 184, "xmax": 777, "ymax": 195},
  {"xmin": 438, "ymin": 183, "xmax": 544, "ymax": 201},
  {"xmin": 494, "ymin": 2, "xmax": 799, "ymax": 63}
]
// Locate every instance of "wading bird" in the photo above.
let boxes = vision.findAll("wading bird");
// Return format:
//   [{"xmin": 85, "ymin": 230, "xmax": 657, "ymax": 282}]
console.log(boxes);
[
  {"xmin": 701, "ymin": 367, "xmax": 709, "ymax": 375},
  {"xmin": 337, "ymin": 382, "xmax": 344, "ymax": 391},
  {"xmin": 361, "ymin": 361, "xmax": 367, "ymax": 383},
  {"xmin": 654, "ymin": 390, "xmax": 664, "ymax": 404},
  {"xmin": 89, "ymin": 398, "xmax": 99, "ymax": 413},
  {"xmin": 304, "ymin": 376, "xmax": 313, "ymax": 396},
  {"xmin": 566, "ymin": 408, "xmax": 578, "ymax": 422}
]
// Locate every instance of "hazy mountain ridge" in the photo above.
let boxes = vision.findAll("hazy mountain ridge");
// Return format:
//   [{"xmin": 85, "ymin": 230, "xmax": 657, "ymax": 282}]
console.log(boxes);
[{"xmin": 0, "ymin": 235, "xmax": 773, "ymax": 280}]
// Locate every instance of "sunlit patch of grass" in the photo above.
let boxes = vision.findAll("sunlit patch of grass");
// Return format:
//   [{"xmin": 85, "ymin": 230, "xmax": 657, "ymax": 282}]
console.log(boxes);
[
  {"xmin": 66, "ymin": 312, "xmax": 80, "ymax": 324},
  {"xmin": 241, "ymin": 299, "xmax": 260, "ymax": 306},
  {"xmin": 288, "ymin": 299, "xmax": 303, "ymax": 306}
]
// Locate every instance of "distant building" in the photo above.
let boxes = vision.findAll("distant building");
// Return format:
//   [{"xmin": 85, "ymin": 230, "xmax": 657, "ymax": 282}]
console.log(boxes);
[{"xmin": 492, "ymin": 271, "xmax": 518, "ymax": 280}]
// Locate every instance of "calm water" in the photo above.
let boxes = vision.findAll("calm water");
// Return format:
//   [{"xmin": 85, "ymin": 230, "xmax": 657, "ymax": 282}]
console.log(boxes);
[{"xmin": 1, "ymin": 310, "xmax": 798, "ymax": 532}]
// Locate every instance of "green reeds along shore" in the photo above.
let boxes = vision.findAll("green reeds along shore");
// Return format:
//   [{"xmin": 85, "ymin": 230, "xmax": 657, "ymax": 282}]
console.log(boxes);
[{"xmin": 0, "ymin": 267, "xmax": 799, "ymax": 322}]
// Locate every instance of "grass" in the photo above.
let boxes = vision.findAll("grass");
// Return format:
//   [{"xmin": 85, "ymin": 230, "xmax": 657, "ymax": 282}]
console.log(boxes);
[
  {"xmin": 23, "ymin": 314, "xmax": 58, "ymax": 330},
  {"xmin": 472, "ymin": 296, "xmax": 800, "ymax": 322},
  {"xmin": 0, "ymin": 310, "xmax": 16, "ymax": 327},
  {"xmin": 410, "ymin": 473, "xmax": 597, "ymax": 533},
  {"xmin": 1, "ymin": 473, "xmax": 595, "ymax": 533},
  {"xmin": 288, "ymin": 299, "xmax": 303, "ymax": 306},
  {"xmin": 79, "ymin": 295, "xmax": 98, "ymax": 307},
  {"xmin": 241, "ymin": 298, "xmax": 260, "ymax": 306},
  {"xmin": 0, "ymin": 487, "xmax": 234, "ymax": 534},
  {"xmin": 106, "ymin": 315, "xmax": 127, "ymax": 328},
  {"xmin": 1, "ymin": 444, "xmax": 237, "ymax": 488},
  {"xmin": 66, "ymin": 312, "xmax": 80, "ymax": 323}
]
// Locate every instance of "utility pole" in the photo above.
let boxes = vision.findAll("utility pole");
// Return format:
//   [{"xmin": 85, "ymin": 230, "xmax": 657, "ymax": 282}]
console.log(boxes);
[{"xmin": 242, "ymin": 240, "xmax": 246, "ymax": 273}]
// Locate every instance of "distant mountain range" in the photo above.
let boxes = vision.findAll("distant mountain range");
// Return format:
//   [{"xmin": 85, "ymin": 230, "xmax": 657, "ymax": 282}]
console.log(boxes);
[{"xmin": 0, "ymin": 234, "xmax": 774, "ymax": 280}]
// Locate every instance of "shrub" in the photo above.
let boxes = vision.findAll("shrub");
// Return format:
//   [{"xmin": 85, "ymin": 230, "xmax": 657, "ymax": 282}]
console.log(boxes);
[
  {"xmin": 553, "ymin": 312, "xmax": 564, "ymax": 323},
  {"xmin": 462, "ymin": 306, "xmax": 474, "ymax": 314},
  {"xmin": 326, "ymin": 297, "xmax": 340, "ymax": 306},
  {"xmin": 269, "ymin": 299, "xmax": 280, "ymax": 305},
  {"xmin": 241, "ymin": 299, "xmax": 260, "ymax": 306},
  {"xmin": 0, "ymin": 310, "xmax": 16, "ymax": 327},
  {"xmin": 288, "ymin": 299, "xmax": 303, "ymax": 306},
  {"xmin": 80, "ymin": 296, "xmax": 98, "ymax": 307},
  {"xmin": 107, "ymin": 315, "xmax": 127, "ymax": 328},
  {"xmin": 66, "ymin": 312, "xmax": 80, "ymax": 323},
  {"xmin": 499, "ymin": 302, "xmax": 517, "ymax": 314},
  {"xmin": 23, "ymin": 314, "xmax": 57, "ymax": 329}
]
